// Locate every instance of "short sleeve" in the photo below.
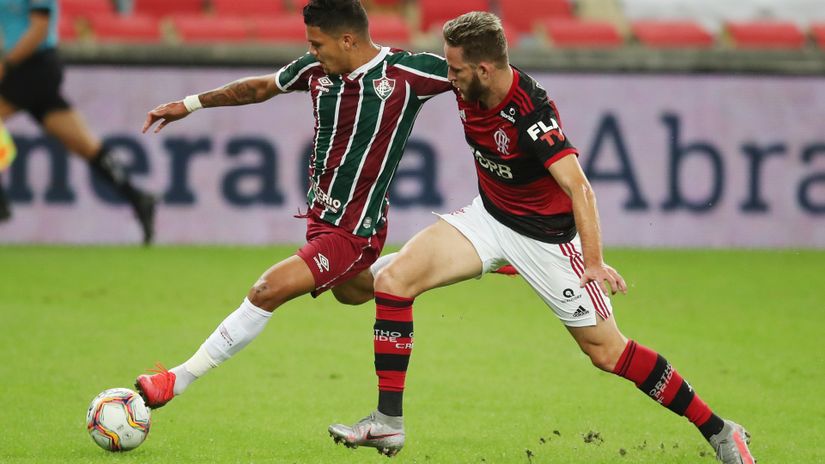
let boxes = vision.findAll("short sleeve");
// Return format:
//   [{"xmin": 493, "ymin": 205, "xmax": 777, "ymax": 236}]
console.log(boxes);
[
  {"xmin": 29, "ymin": 0, "xmax": 55, "ymax": 12},
  {"xmin": 517, "ymin": 102, "xmax": 578, "ymax": 169},
  {"xmin": 394, "ymin": 52, "xmax": 452, "ymax": 101},
  {"xmin": 275, "ymin": 53, "xmax": 321, "ymax": 93}
]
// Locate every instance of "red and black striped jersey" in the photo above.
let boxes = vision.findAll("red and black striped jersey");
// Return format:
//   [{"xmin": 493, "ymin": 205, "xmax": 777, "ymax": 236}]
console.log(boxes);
[
  {"xmin": 455, "ymin": 67, "xmax": 578, "ymax": 243},
  {"xmin": 275, "ymin": 48, "xmax": 451, "ymax": 237}
]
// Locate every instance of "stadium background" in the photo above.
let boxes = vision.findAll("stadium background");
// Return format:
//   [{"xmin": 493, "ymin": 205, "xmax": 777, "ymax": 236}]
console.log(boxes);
[
  {"xmin": 1, "ymin": 1, "xmax": 823, "ymax": 463},
  {"xmin": 2, "ymin": 0, "xmax": 824, "ymax": 247}
]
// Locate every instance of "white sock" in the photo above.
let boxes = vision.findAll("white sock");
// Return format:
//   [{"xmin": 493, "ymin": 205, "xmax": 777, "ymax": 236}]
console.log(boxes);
[
  {"xmin": 171, "ymin": 298, "xmax": 272, "ymax": 395},
  {"xmin": 370, "ymin": 252, "xmax": 398, "ymax": 277}
]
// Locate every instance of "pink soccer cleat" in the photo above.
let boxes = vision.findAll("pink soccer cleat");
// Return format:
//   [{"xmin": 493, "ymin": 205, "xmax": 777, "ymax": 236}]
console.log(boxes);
[{"xmin": 135, "ymin": 364, "xmax": 176, "ymax": 409}]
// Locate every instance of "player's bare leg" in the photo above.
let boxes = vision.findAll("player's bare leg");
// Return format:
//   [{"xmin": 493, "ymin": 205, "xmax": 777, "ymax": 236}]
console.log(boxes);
[
  {"xmin": 568, "ymin": 316, "xmax": 755, "ymax": 464},
  {"xmin": 136, "ymin": 256, "xmax": 316, "ymax": 408},
  {"xmin": 42, "ymin": 109, "xmax": 156, "ymax": 244},
  {"xmin": 330, "ymin": 219, "xmax": 482, "ymax": 456},
  {"xmin": 332, "ymin": 269, "xmax": 375, "ymax": 306}
]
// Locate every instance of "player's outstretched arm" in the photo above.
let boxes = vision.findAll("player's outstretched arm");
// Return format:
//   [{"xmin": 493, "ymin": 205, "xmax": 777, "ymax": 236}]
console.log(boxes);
[
  {"xmin": 142, "ymin": 73, "xmax": 282, "ymax": 134},
  {"xmin": 549, "ymin": 154, "xmax": 628, "ymax": 296}
]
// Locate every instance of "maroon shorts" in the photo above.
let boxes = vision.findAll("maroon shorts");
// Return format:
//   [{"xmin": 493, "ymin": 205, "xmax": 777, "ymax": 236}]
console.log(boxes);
[{"xmin": 296, "ymin": 214, "xmax": 387, "ymax": 297}]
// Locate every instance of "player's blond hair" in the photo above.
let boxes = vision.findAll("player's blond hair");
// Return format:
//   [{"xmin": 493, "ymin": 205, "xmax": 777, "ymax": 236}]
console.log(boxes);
[{"xmin": 442, "ymin": 12, "xmax": 508, "ymax": 68}]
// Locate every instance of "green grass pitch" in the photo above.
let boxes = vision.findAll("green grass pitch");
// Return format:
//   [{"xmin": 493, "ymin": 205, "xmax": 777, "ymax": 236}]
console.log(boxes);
[{"xmin": 0, "ymin": 246, "xmax": 822, "ymax": 463}]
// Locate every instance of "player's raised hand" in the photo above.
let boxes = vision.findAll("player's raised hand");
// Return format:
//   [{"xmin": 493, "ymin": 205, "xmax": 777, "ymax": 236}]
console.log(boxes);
[
  {"xmin": 580, "ymin": 263, "xmax": 628, "ymax": 296},
  {"xmin": 142, "ymin": 101, "xmax": 190, "ymax": 134}
]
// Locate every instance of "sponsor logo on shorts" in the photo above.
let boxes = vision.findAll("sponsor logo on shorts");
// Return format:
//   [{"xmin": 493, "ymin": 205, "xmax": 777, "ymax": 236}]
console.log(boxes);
[
  {"xmin": 572, "ymin": 305, "xmax": 589, "ymax": 318},
  {"xmin": 561, "ymin": 288, "xmax": 582, "ymax": 303},
  {"xmin": 313, "ymin": 253, "xmax": 330, "ymax": 272}
]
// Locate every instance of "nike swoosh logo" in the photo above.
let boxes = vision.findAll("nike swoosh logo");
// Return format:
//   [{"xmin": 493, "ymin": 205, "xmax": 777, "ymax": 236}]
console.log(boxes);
[{"xmin": 366, "ymin": 429, "xmax": 400, "ymax": 440}]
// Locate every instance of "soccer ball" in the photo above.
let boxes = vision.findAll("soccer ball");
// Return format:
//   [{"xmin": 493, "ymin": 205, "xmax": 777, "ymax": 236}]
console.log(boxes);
[{"xmin": 86, "ymin": 388, "xmax": 151, "ymax": 451}]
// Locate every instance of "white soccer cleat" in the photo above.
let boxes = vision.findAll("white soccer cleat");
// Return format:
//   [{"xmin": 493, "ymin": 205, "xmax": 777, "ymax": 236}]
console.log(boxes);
[
  {"xmin": 709, "ymin": 419, "xmax": 756, "ymax": 464},
  {"xmin": 329, "ymin": 411, "xmax": 405, "ymax": 457}
]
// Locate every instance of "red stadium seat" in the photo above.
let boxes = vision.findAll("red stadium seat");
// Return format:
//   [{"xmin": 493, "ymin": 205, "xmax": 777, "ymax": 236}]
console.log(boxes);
[
  {"xmin": 58, "ymin": 18, "xmax": 79, "ymax": 42},
  {"xmin": 88, "ymin": 13, "xmax": 162, "ymax": 43},
  {"xmin": 544, "ymin": 19, "xmax": 623, "ymax": 48},
  {"xmin": 726, "ymin": 21, "xmax": 806, "ymax": 49},
  {"xmin": 135, "ymin": 0, "xmax": 205, "ymax": 17},
  {"xmin": 632, "ymin": 20, "xmax": 714, "ymax": 48},
  {"xmin": 812, "ymin": 23, "xmax": 825, "ymax": 50},
  {"xmin": 61, "ymin": 0, "xmax": 115, "ymax": 20},
  {"xmin": 252, "ymin": 15, "xmax": 307, "ymax": 43},
  {"xmin": 370, "ymin": 0, "xmax": 404, "ymax": 6},
  {"xmin": 499, "ymin": 0, "xmax": 572, "ymax": 35},
  {"xmin": 369, "ymin": 14, "xmax": 411, "ymax": 46},
  {"xmin": 418, "ymin": 0, "xmax": 490, "ymax": 32},
  {"xmin": 172, "ymin": 15, "xmax": 251, "ymax": 43},
  {"xmin": 212, "ymin": 0, "xmax": 285, "ymax": 17}
]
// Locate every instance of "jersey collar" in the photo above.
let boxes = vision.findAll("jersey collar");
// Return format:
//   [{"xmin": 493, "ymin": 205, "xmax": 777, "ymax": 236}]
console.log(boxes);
[{"xmin": 347, "ymin": 46, "xmax": 391, "ymax": 80}]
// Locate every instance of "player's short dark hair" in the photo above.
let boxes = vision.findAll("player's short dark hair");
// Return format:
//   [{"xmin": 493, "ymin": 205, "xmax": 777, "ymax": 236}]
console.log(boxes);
[
  {"xmin": 443, "ymin": 12, "xmax": 508, "ymax": 68},
  {"xmin": 303, "ymin": 0, "xmax": 369, "ymax": 36}
]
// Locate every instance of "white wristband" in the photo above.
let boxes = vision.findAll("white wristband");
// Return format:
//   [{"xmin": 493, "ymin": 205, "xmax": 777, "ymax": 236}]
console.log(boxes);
[{"xmin": 182, "ymin": 94, "xmax": 203, "ymax": 113}]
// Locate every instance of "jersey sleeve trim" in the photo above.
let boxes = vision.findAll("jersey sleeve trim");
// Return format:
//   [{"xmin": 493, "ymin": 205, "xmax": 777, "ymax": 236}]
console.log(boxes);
[
  {"xmin": 394, "ymin": 63, "xmax": 450, "ymax": 83},
  {"xmin": 543, "ymin": 148, "xmax": 578, "ymax": 169},
  {"xmin": 275, "ymin": 60, "xmax": 321, "ymax": 92}
]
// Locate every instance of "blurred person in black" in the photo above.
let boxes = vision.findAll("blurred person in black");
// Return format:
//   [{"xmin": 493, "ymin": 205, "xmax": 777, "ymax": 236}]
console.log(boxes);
[{"xmin": 0, "ymin": 0, "xmax": 155, "ymax": 243}]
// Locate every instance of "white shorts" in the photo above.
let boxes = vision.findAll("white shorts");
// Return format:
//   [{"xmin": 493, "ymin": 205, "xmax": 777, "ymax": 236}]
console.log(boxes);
[{"xmin": 437, "ymin": 196, "xmax": 613, "ymax": 327}]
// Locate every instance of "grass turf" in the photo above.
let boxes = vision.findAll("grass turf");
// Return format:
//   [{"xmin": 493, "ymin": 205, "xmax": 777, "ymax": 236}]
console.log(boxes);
[{"xmin": 0, "ymin": 246, "xmax": 821, "ymax": 463}]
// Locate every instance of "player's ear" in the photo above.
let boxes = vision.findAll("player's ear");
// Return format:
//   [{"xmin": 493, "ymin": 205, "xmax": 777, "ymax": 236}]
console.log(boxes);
[
  {"xmin": 341, "ymin": 33, "xmax": 355, "ymax": 51},
  {"xmin": 477, "ymin": 61, "xmax": 494, "ymax": 79}
]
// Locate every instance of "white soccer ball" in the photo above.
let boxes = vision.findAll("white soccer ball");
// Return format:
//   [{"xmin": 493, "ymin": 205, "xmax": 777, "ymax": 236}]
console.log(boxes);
[{"xmin": 86, "ymin": 388, "xmax": 151, "ymax": 451}]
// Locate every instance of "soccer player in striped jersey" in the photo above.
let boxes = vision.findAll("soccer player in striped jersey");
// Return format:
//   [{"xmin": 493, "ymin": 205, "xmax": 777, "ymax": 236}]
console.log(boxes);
[
  {"xmin": 134, "ymin": 0, "xmax": 453, "ymax": 410},
  {"xmin": 329, "ymin": 12, "xmax": 755, "ymax": 464}
]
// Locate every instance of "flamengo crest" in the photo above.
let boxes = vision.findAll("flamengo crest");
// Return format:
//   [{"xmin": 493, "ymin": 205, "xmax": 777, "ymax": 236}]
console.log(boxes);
[{"xmin": 373, "ymin": 77, "xmax": 396, "ymax": 101}]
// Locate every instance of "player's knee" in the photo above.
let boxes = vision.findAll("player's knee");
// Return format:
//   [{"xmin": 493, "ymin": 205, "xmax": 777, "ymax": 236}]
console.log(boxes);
[
  {"xmin": 247, "ymin": 280, "xmax": 286, "ymax": 312},
  {"xmin": 373, "ymin": 265, "xmax": 415, "ymax": 296}
]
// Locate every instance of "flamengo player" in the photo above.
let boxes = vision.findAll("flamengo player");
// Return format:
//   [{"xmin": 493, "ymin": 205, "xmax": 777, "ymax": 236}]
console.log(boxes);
[
  {"xmin": 134, "ymin": 0, "xmax": 453, "ymax": 410},
  {"xmin": 328, "ymin": 12, "xmax": 755, "ymax": 464}
]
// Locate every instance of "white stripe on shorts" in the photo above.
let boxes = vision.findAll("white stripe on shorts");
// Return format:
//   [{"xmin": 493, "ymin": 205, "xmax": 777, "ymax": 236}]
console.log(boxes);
[{"xmin": 558, "ymin": 242, "xmax": 612, "ymax": 320}]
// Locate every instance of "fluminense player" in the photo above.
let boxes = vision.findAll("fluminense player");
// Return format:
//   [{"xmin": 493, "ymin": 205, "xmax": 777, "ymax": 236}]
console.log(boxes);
[
  {"xmin": 134, "ymin": 0, "xmax": 456, "ymax": 408},
  {"xmin": 328, "ymin": 12, "xmax": 755, "ymax": 464},
  {"xmin": 0, "ymin": 0, "xmax": 155, "ymax": 243}
]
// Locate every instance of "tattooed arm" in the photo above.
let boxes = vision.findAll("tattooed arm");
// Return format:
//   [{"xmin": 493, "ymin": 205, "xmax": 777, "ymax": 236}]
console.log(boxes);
[
  {"xmin": 198, "ymin": 74, "xmax": 282, "ymax": 107},
  {"xmin": 142, "ymin": 73, "xmax": 282, "ymax": 133}
]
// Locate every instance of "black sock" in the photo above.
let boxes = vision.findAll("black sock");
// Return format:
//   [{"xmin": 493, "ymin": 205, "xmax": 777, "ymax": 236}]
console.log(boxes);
[
  {"xmin": 0, "ymin": 177, "xmax": 10, "ymax": 220},
  {"xmin": 378, "ymin": 391, "xmax": 403, "ymax": 417},
  {"xmin": 698, "ymin": 414, "xmax": 725, "ymax": 440},
  {"xmin": 88, "ymin": 147, "xmax": 143, "ymax": 204}
]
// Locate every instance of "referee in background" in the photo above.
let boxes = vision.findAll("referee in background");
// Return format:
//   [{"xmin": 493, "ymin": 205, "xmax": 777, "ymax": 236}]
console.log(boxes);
[{"xmin": 0, "ymin": 0, "xmax": 156, "ymax": 244}]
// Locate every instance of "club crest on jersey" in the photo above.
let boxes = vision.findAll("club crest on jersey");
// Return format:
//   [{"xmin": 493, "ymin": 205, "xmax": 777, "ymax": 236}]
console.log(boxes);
[
  {"xmin": 373, "ymin": 77, "xmax": 396, "ymax": 101},
  {"xmin": 494, "ymin": 127, "xmax": 511, "ymax": 155}
]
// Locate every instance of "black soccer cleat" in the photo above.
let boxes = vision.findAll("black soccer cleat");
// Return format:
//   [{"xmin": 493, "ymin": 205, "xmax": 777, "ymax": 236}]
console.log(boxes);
[
  {"xmin": 133, "ymin": 193, "xmax": 156, "ymax": 246},
  {"xmin": 0, "ymin": 187, "xmax": 11, "ymax": 222}
]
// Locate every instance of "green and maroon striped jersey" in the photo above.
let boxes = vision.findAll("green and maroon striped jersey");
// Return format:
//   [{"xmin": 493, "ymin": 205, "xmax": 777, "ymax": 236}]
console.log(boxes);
[{"xmin": 275, "ymin": 47, "xmax": 451, "ymax": 237}]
